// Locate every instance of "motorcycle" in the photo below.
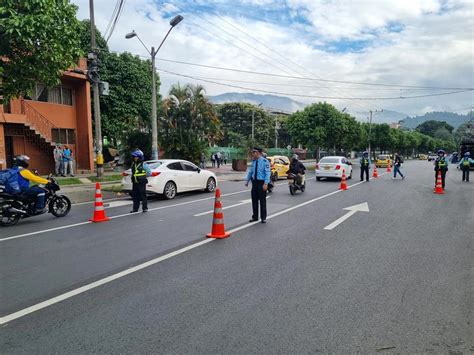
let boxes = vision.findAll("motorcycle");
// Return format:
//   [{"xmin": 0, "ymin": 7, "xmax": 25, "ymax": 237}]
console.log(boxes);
[
  {"xmin": 0, "ymin": 176, "xmax": 71, "ymax": 226},
  {"xmin": 288, "ymin": 173, "xmax": 306, "ymax": 195}
]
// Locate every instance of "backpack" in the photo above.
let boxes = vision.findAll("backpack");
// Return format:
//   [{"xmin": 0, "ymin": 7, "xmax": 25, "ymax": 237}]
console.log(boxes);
[{"xmin": 0, "ymin": 167, "xmax": 21, "ymax": 194}]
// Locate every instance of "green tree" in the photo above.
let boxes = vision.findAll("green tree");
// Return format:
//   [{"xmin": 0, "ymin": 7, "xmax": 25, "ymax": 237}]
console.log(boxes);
[
  {"xmin": 160, "ymin": 83, "xmax": 222, "ymax": 162},
  {"xmin": 216, "ymin": 102, "xmax": 274, "ymax": 148},
  {"xmin": 0, "ymin": 0, "xmax": 83, "ymax": 101},
  {"xmin": 416, "ymin": 120, "xmax": 454, "ymax": 137},
  {"xmin": 287, "ymin": 102, "xmax": 330, "ymax": 150}
]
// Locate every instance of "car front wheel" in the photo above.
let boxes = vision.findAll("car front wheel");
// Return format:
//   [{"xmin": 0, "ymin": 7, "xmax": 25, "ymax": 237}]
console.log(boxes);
[
  {"xmin": 163, "ymin": 181, "xmax": 177, "ymax": 199},
  {"xmin": 206, "ymin": 177, "xmax": 216, "ymax": 192}
]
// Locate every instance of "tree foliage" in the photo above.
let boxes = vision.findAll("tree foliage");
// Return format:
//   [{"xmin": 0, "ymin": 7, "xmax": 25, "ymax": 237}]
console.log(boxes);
[
  {"xmin": 160, "ymin": 83, "xmax": 222, "ymax": 163},
  {"xmin": 416, "ymin": 120, "xmax": 454, "ymax": 137},
  {"xmin": 0, "ymin": 0, "xmax": 83, "ymax": 101},
  {"xmin": 216, "ymin": 102, "xmax": 275, "ymax": 148}
]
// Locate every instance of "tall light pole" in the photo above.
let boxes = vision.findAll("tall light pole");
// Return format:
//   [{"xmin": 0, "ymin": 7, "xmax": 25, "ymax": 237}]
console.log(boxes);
[
  {"xmin": 368, "ymin": 109, "xmax": 382, "ymax": 159},
  {"xmin": 126, "ymin": 15, "xmax": 183, "ymax": 160},
  {"xmin": 89, "ymin": 0, "xmax": 104, "ymax": 177}
]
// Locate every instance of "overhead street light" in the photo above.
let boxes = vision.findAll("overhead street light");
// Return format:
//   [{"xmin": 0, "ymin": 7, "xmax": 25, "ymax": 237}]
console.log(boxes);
[{"xmin": 125, "ymin": 15, "xmax": 184, "ymax": 160}]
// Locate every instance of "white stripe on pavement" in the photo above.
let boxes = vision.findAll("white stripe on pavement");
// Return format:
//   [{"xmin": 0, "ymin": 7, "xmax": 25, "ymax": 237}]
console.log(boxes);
[
  {"xmin": 0, "ymin": 238, "xmax": 215, "ymax": 325},
  {"xmin": 0, "ymin": 173, "xmax": 387, "ymax": 324}
]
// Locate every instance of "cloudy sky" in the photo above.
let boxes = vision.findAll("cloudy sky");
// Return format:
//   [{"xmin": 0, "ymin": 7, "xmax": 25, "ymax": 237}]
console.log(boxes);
[{"xmin": 72, "ymin": 0, "xmax": 473, "ymax": 117}]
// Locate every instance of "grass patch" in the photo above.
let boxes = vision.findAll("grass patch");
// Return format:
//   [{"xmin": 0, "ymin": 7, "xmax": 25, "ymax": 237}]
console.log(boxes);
[
  {"xmin": 88, "ymin": 174, "xmax": 123, "ymax": 182},
  {"xmin": 57, "ymin": 178, "xmax": 82, "ymax": 186},
  {"xmin": 102, "ymin": 184, "xmax": 123, "ymax": 192}
]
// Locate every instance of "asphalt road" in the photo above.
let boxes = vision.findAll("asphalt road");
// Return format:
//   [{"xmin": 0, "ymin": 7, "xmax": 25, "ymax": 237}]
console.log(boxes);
[{"xmin": 1, "ymin": 161, "xmax": 472, "ymax": 353}]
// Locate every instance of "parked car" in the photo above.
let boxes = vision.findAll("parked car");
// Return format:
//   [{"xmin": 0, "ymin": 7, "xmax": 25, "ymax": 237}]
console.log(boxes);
[
  {"xmin": 418, "ymin": 154, "xmax": 428, "ymax": 160},
  {"xmin": 375, "ymin": 154, "xmax": 392, "ymax": 168},
  {"xmin": 316, "ymin": 156, "xmax": 353, "ymax": 181},
  {"xmin": 267, "ymin": 155, "xmax": 290, "ymax": 181},
  {"xmin": 121, "ymin": 160, "xmax": 217, "ymax": 199},
  {"xmin": 427, "ymin": 154, "xmax": 438, "ymax": 162}
]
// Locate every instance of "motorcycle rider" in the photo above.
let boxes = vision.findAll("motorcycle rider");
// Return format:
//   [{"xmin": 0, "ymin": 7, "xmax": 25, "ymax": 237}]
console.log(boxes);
[
  {"xmin": 289, "ymin": 154, "xmax": 306, "ymax": 186},
  {"xmin": 14, "ymin": 155, "xmax": 50, "ymax": 214}
]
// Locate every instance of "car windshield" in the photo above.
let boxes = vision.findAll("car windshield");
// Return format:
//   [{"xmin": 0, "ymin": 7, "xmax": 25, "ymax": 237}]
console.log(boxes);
[
  {"xmin": 378, "ymin": 155, "xmax": 389, "ymax": 160},
  {"xmin": 147, "ymin": 162, "xmax": 163, "ymax": 169},
  {"xmin": 320, "ymin": 158, "xmax": 340, "ymax": 164}
]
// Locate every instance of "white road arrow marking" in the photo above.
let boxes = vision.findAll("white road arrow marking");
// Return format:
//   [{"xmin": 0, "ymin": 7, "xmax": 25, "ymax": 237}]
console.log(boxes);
[
  {"xmin": 323, "ymin": 202, "xmax": 369, "ymax": 230},
  {"xmin": 194, "ymin": 197, "xmax": 270, "ymax": 217}
]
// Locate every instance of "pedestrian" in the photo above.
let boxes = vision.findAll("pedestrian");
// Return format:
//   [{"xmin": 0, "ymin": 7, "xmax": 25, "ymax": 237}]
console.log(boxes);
[
  {"xmin": 359, "ymin": 151, "xmax": 371, "ymax": 182},
  {"xmin": 392, "ymin": 152, "xmax": 405, "ymax": 179},
  {"xmin": 200, "ymin": 153, "xmax": 206, "ymax": 169},
  {"xmin": 53, "ymin": 145, "xmax": 63, "ymax": 176},
  {"xmin": 211, "ymin": 153, "xmax": 216, "ymax": 168},
  {"xmin": 434, "ymin": 149, "xmax": 448, "ymax": 189},
  {"xmin": 62, "ymin": 145, "xmax": 74, "ymax": 177},
  {"xmin": 459, "ymin": 152, "xmax": 473, "ymax": 182},
  {"xmin": 216, "ymin": 151, "xmax": 221, "ymax": 168},
  {"xmin": 130, "ymin": 149, "xmax": 151, "ymax": 213},
  {"xmin": 245, "ymin": 147, "xmax": 271, "ymax": 223},
  {"xmin": 223, "ymin": 152, "xmax": 228, "ymax": 165}
]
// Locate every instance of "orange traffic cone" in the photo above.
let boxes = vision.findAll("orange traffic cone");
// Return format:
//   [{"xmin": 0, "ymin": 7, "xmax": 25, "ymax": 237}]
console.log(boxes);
[
  {"xmin": 89, "ymin": 182, "xmax": 110, "ymax": 222},
  {"xmin": 387, "ymin": 163, "xmax": 391, "ymax": 172},
  {"xmin": 207, "ymin": 188, "xmax": 230, "ymax": 239},
  {"xmin": 340, "ymin": 169, "xmax": 348, "ymax": 190},
  {"xmin": 434, "ymin": 170, "xmax": 444, "ymax": 194},
  {"xmin": 373, "ymin": 165, "xmax": 379, "ymax": 178}
]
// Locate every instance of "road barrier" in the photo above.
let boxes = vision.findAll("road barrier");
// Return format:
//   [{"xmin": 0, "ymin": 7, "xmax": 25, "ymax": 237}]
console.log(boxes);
[
  {"xmin": 207, "ymin": 188, "xmax": 231, "ymax": 239},
  {"xmin": 89, "ymin": 182, "xmax": 110, "ymax": 222},
  {"xmin": 340, "ymin": 169, "xmax": 347, "ymax": 190},
  {"xmin": 434, "ymin": 171, "xmax": 444, "ymax": 194}
]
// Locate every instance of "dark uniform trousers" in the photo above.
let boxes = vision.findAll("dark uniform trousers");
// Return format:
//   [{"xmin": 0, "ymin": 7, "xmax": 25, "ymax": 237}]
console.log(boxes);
[
  {"xmin": 251, "ymin": 180, "xmax": 267, "ymax": 221},
  {"xmin": 462, "ymin": 167, "xmax": 470, "ymax": 182},
  {"xmin": 132, "ymin": 182, "xmax": 147, "ymax": 211},
  {"xmin": 360, "ymin": 166, "xmax": 370, "ymax": 181}
]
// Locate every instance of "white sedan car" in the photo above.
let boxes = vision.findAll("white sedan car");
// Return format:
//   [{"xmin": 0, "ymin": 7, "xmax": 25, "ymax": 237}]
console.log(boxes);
[
  {"xmin": 121, "ymin": 160, "xmax": 217, "ymax": 199},
  {"xmin": 315, "ymin": 156, "xmax": 353, "ymax": 181}
]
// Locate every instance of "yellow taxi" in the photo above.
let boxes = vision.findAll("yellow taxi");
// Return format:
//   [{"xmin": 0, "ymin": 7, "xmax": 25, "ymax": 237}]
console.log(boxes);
[
  {"xmin": 375, "ymin": 154, "xmax": 392, "ymax": 168},
  {"xmin": 418, "ymin": 154, "xmax": 428, "ymax": 160},
  {"xmin": 267, "ymin": 155, "xmax": 290, "ymax": 181}
]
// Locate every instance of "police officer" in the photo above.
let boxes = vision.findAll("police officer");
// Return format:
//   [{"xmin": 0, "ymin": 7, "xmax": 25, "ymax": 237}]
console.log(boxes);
[
  {"xmin": 459, "ymin": 152, "xmax": 473, "ymax": 182},
  {"xmin": 434, "ymin": 149, "xmax": 448, "ymax": 189},
  {"xmin": 130, "ymin": 149, "xmax": 151, "ymax": 213},
  {"xmin": 245, "ymin": 147, "xmax": 271, "ymax": 223},
  {"xmin": 359, "ymin": 151, "xmax": 371, "ymax": 182}
]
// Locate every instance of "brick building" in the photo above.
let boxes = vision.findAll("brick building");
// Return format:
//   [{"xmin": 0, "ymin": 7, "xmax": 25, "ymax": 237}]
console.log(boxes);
[{"xmin": 0, "ymin": 58, "xmax": 94, "ymax": 174}]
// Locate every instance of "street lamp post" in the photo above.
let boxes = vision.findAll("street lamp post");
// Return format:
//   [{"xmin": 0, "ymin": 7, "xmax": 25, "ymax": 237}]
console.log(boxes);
[
  {"xmin": 252, "ymin": 103, "xmax": 263, "ymax": 143},
  {"xmin": 126, "ymin": 15, "xmax": 183, "ymax": 160},
  {"xmin": 368, "ymin": 109, "xmax": 382, "ymax": 159}
]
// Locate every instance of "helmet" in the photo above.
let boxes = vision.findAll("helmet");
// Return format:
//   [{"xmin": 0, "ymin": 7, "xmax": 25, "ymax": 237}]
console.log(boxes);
[
  {"xmin": 465, "ymin": 152, "xmax": 471, "ymax": 157},
  {"xmin": 437, "ymin": 149, "xmax": 445, "ymax": 155},
  {"xmin": 363, "ymin": 151, "xmax": 368, "ymax": 155},
  {"xmin": 131, "ymin": 149, "xmax": 144, "ymax": 160},
  {"xmin": 292, "ymin": 154, "xmax": 299, "ymax": 160},
  {"xmin": 262, "ymin": 152, "xmax": 267, "ymax": 158},
  {"xmin": 14, "ymin": 155, "xmax": 30, "ymax": 168}
]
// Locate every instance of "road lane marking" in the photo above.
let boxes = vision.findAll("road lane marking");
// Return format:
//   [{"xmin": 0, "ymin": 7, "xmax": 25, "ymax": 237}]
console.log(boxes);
[
  {"xmin": 323, "ymin": 202, "xmax": 370, "ymax": 230},
  {"xmin": 0, "ymin": 177, "xmax": 383, "ymax": 242},
  {"xmin": 104, "ymin": 200, "xmax": 133, "ymax": 208},
  {"xmin": 0, "ymin": 238, "xmax": 215, "ymax": 325},
  {"xmin": 193, "ymin": 196, "xmax": 271, "ymax": 217},
  {"xmin": 0, "ymin": 173, "xmax": 387, "ymax": 324}
]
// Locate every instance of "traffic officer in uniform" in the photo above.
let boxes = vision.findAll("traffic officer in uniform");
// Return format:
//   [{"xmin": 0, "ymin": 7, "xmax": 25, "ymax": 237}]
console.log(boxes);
[
  {"xmin": 130, "ymin": 149, "xmax": 151, "ymax": 213},
  {"xmin": 245, "ymin": 147, "xmax": 271, "ymax": 223},
  {"xmin": 359, "ymin": 151, "xmax": 371, "ymax": 182},
  {"xmin": 434, "ymin": 149, "xmax": 448, "ymax": 189},
  {"xmin": 459, "ymin": 152, "xmax": 473, "ymax": 182}
]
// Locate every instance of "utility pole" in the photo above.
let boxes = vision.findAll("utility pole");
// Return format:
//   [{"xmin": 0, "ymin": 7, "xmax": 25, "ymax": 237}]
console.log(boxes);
[
  {"xmin": 367, "ymin": 109, "xmax": 383, "ymax": 160},
  {"xmin": 251, "ymin": 110, "xmax": 255, "ymax": 142},
  {"xmin": 274, "ymin": 115, "xmax": 278, "ymax": 148},
  {"xmin": 89, "ymin": 0, "xmax": 103, "ymax": 177}
]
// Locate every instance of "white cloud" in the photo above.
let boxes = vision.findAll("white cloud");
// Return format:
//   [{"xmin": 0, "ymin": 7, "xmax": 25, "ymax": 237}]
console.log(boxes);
[{"xmin": 72, "ymin": 0, "xmax": 474, "ymax": 117}]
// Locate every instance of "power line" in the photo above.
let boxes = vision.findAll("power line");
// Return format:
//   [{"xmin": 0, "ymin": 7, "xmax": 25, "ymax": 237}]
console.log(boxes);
[
  {"xmin": 103, "ymin": 0, "xmax": 120, "ymax": 39},
  {"xmin": 152, "ymin": 57, "xmax": 473, "ymax": 90},
  {"xmin": 106, "ymin": 0, "xmax": 125, "ymax": 43},
  {"xmin": 157, "ymin": 67, "xmax": 473, "ymax": 100}
]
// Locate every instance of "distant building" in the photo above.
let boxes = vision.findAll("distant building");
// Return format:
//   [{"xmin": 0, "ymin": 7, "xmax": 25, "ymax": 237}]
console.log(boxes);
[
  {"xmin": 389, "ymin": 122, "xmax": 401, "ymax": 129},
  {"xmin": 0, "ymin": 58, "xmax": 94, "ymax": 173}
]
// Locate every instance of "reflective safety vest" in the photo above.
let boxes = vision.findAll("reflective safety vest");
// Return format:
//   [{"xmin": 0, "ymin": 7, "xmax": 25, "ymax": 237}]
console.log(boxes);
[
  {"xmin": 462, "ymin": 159, "xmax": 470, "ymax": 167},
  {"xmin": 435, "ymin": 157, "xmax": 447, "ymax": 170},
  {"xmin": 361, "ymin": 158, "xmax": 369, "ymax": 167},
  {"xmin": 131, "ymin": 162, "xmax": 147, "ymax": 183}
]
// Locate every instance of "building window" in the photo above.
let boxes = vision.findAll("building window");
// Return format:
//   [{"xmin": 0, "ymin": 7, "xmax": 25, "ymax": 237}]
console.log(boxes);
[
  {"xmin": 35, "ymin": 84, "xmax": 74, "ymax": 106},
  {"xmin": 52, "ymin": 128, "xmax": 76, "ymax": 144}
]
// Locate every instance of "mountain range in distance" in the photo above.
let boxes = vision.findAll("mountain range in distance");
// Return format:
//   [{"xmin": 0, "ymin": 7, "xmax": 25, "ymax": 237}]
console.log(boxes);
[{"xmin": 208, "ymin": 92, "xmax": 472, "ymax": 129}]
